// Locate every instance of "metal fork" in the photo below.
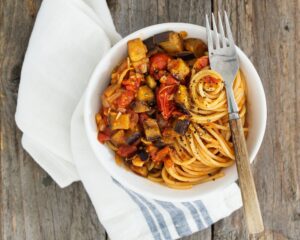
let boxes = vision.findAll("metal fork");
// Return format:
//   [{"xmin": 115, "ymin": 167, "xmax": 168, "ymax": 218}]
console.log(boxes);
[{"xmin": 206, "ymin": 12, "xmax": 265, "ymax": 239}]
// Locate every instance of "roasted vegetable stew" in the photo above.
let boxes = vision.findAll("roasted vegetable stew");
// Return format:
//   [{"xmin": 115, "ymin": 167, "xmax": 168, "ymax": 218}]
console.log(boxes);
[{"xmin": 96, "ymin": 31, "xmax": 209, "ymax": 178}]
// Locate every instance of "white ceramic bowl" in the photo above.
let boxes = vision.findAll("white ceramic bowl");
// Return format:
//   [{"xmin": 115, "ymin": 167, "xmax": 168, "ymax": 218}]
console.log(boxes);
[{"xmin": 84, "ymin": 23, "xmax": 267, "ymax": 202}]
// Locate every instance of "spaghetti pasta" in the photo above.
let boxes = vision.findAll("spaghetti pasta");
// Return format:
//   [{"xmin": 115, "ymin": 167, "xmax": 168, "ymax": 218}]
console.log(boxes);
[{"xmin": 159, "ymin": 69, "xmax": 247, "ymax": 189}]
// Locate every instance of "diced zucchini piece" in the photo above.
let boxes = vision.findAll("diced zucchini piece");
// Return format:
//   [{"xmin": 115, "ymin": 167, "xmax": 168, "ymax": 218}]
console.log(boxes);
[
  {"xmin": 168, "ymin": 58, "xmax": 190, "ymax": 81},
  {"xmin": 137, "ymin": 85, "xmax": 154, "ymax": 102},
  {"xmin": 127, "ymin": 38, "xmax": 148, "ymax": 62},
  {"xmin": 143, "ymin": 118, "xmax": 161, "ymax": 141},
  {"xmin": 146, "ymin": 75, "xmax": 157, "ymax": 89},
  {"xmin": 109, "ymin": 112, "xmax": 130, "ymax": 130}
]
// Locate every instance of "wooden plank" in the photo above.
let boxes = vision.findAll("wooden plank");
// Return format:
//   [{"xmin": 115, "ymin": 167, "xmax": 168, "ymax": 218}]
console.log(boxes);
[
  {"xmin": 0, "ymin": 1, "xmax": 106, "ymax": 240},
  {"xmin": 213, "ymin": 0, "xmax": 300, "ymax": 239},
  {"xmin": 1, "ymin": 0, "xmax": 299, "ymax": 239}
]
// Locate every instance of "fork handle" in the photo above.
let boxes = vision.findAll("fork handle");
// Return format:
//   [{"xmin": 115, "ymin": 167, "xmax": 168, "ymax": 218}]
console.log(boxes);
[{"xmin": 229, "ymin": 118, "xmax": 265, "ymax": 239}]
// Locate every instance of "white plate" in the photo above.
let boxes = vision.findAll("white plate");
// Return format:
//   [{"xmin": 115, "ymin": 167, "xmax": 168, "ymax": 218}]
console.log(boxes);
[{"xmin": 84, "ymin": 23, "xmax": 267, "ymax": 202}]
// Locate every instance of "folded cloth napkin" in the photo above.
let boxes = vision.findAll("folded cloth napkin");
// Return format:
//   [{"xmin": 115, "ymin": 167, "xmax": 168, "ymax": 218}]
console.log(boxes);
[{"xmin": 15, "ymin": 0, "xmax": 243, "ymax": 239}]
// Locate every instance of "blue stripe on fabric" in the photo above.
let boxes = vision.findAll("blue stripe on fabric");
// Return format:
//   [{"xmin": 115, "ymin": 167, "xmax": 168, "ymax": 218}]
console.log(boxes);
[
  {"xmin": 193, "ymin": 200, "xmax": 213, "ymax": 225},
  {"xmin": 155, "ymin": 201, "xmax": 192, "ymax": 237},
  {"xmin": 113, "ymin": 180, "xmax": 162, "ymax": 240},
  {"xmin": 133, "ymin": 193, "xmax": 172, "ymax": 240},
  {"xmin": 181, "ymin": 202, "xmax": 205, "ymax": 230}
]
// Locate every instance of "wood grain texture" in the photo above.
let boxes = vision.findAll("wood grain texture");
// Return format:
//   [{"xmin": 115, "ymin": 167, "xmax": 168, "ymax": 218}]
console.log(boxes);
[
  {"xmin": 213, "ymin": 0, "xmax": 300, "ymax": 239},
  {"xmin": 0, "ymin": 0, "xmax": 299, "ymax": 239},
  {"xmin": 229, "ymin": 118, "xmax": 264, "ymax": 238}
]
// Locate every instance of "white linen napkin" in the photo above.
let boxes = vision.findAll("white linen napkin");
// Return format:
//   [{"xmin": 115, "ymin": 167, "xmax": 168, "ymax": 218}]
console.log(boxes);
[{"xmin": 15, "ymin": 0, "xmax": 243, "ymax": 239}]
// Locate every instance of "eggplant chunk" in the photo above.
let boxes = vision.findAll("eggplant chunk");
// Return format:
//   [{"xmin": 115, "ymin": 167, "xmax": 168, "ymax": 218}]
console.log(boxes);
[
  {"xmin": 109, "ymin": 112, "xmax": 130, "ymax": 130},
  {"xmin": 170, "ymin": 51, "xmax": 195, "ymax": 60},
  {"xmin": 159, "ymin": 32, "xmax": 184, "ymax": 53},
  {"xmin": 173, "ymin": 118, "xmax": 191, "ymax": 135},
  {"xmin": 137, "ymin": 85, "xmax": 155, "ymax": 102},
  {"xmin": 128, "ymin": 38, "xmax": 148, "ymax": 62},
  {"xmin": 184, "ymin": 38, "xmax": 208, "ymax": 57},
  {"xmin": 157, "ymin": 114, "xmax": 168, "ymax": 129},
  {"xmin": 154, "ymin": 31, "xmax": 172, "ymax": 44},
  {"xmin": 132, "ymin": 101, "xmax": 151, "ymax": 113},
  {"xmin": 175, "ymin": 85, "xmax": 190, "ymax": 111},
  {"xmin": 126, "ymin": 132, "xmax": 141, "ymax": 145},
  {"xmin": 137, "ymin": 148, "xmax": 149, "ymax": 161},
  {"xmin": 143, "ymin": 37, "xmax": 156, "ymax": 50},
  {"xmin": 153, "ymin": 139, "xmax": 166, "ymax": 149},
  {"xmin": 146, "ymin": 108, "xmax": 156, "ymax": 118},
  {"xmin": 143, "ymin": 118, "xmax": 162, "ymax": 141},
  {"xmin": 168, "ymin": 58, "xmax": 190, "ymax": 81},
  {"xmin": 143, "ymin": 31, "xmax": 171, "ymax": 50}
]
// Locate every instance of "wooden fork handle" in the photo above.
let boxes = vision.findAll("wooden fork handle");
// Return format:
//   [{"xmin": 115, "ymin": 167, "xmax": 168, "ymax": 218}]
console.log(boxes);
[{"xmin": 229, "ymin": 118, "xmax": 265, "ymax": 239}]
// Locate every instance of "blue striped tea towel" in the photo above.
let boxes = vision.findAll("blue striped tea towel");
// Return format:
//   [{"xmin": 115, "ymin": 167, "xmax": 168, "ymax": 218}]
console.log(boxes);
[{"xmin": 71, "ymin": 99, "xmax": 242, "ymax": 240}]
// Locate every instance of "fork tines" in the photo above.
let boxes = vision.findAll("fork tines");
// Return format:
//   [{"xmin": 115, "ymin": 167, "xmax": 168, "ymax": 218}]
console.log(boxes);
[{"xmin": 206, "ymin": 11, "xmax": 235, "ymax": 50}]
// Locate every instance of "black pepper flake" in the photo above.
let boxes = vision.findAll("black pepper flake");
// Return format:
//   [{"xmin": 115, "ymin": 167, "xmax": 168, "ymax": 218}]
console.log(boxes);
[
  {"xmin": 208, "ymin": 173, "xmax": 212, "ymax": 176},
  {"xmin": 194, "ymin": 131, "xmax": 197, "ymax": 134},
  {"xmin": 212, "ymin": 178, "xmax": 215, "ymax": 181}
]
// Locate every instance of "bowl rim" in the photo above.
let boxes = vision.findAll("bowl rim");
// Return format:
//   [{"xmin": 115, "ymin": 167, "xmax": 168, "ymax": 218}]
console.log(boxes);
[{"xmin": 84, "ymin": 22, "xmax": 267, "ymax": 201}]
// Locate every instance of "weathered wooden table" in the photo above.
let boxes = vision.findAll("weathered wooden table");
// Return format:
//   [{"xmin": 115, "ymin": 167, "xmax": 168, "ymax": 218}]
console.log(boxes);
[{"xmin": 1, "ymin": 0, "xmax": 299, "ymax": 239}]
